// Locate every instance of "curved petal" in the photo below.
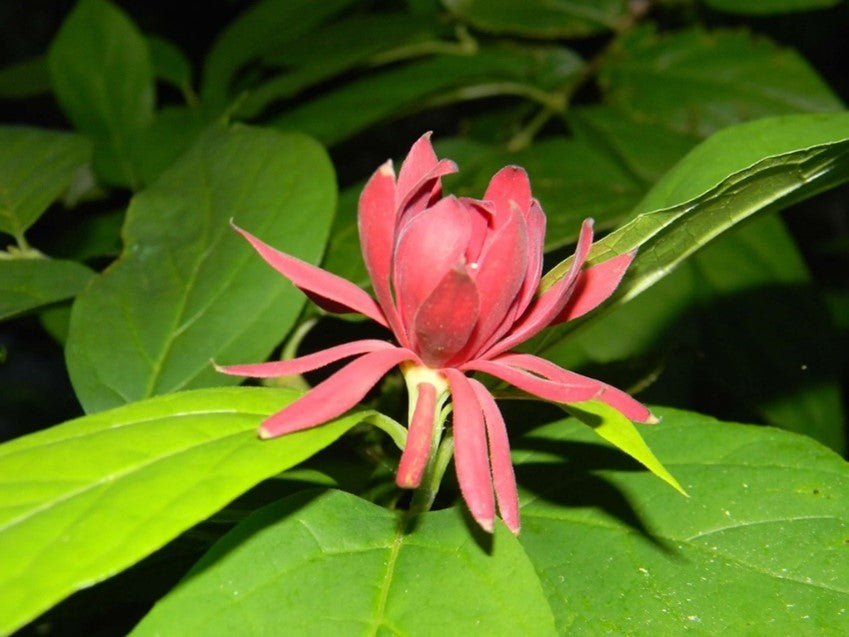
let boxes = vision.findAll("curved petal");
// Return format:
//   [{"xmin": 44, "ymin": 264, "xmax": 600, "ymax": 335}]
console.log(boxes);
[
  {"xmin": 457, "ymin": 201, "xmax": 528, "ymax": 362},
  {"xmin": 215, "ymin": 339, "xmax": 395, "ymax": 378},
  {"xmin": 482, "ymin": 218, "xmax": 594, "ymax": 358},
  {"xmin": 461, "ymin": 358, "xmax": 600, "ymax": 405},
  {"xmin": 258, "ymin": 347, "xmax": 418, "ymax": 438},
  {"xmin": 358, "ymin": 160, "xmax": 407, "ymax": 343},
  {"xmin": 444, "ymin": 368, "xmax": 494, "ymax": 533},
  {"xmin": 553, "ymin": 250, "xmax": 635, "ymax": 324},
  {"xmin": 396, "ymin": 381, "xmax": 437, "ymax": 489},
  {"xmin": 469, "ymin": 379, "xmax": 519, "ymax": 534},
  {"xmin": 233, "ymin": 223, "xmax": 388, "ymax": 327},
  {"xmin": 494, "ymin": 352, "xmax": 655, "ymax": 423},
  {"xmin": 393, "ymin": 196, "xmax": 472, "ymax": 340},
  {"xmin": 396, "ymin": 133, "xmax": 458, "ymax": 220},
  {"xmin": 483, "ymin": 165, "xmax": 531, "ymax": 229},
  {"xmin": 414, "ymin": 266, "xmax": 479, "ymax": 368},
  {"xmin": 514, "ymin": 199, "xmax": 546, "ymax": 317},
  {"xmin": 396, "ymin": 132, "xmax": 439, "ymax": 204}
]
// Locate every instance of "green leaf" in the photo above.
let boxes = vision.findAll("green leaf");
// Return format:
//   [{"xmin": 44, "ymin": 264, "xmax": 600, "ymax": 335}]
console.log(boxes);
[
  {"xmin": 0, "ymin": 126, "xmax": 92, "ymax": 237},
  {"xmin": 132, "ymin": 490, "xmax": 557, "ymax": 636},
  {"xmin": 704, "ymin": 0, "xmax": 842, "ymax": 14},
  {"xmin": 0, "ymin": 387, "xmax": 364, "ymax": 636},
  {"xmin": 513, "ymin": 407, "xmax": 849, "ymax": 634},
  {"xmin": 48, "ymin": 0, "xmax": 155, "ymax": 188},
  {"xmin": 601, "ymin": 27, "xmax": 844, "ymax": 137},
  {"xmin": 201, "ymin": 0, "xmax": 357, "ymax": 109},
  {"xmin": 0, "ymin": 258, "xmax": 94, "ymax": 321},
  {"xmin": 133, "ymin": 105, "xmax": 206, "ymax": 185},
  {"xmin": 540, "ymin": 113, "xmax": 849, "ymax": 310},
  {"xmin": 271, "ymin": 45, "xmax": 583, "ymax": 146},
  {"xmin": 65, "ymin": 124, "xmax": 335, "ymax": 413},
  {"xmin": 565, "ymin": 400, "xmax": 686, "ymax": 495},
  {"xmin": 147, "ymin": 35, "xmax": 193, "ymax": 97},
  {"xmin": 238, "ymin": 13, "xmax": 438, "ymax": 119},
  {"xmin": 442, "ymin": 0, "xmax": 627, "ymax": 38},
  {"xmin": 0, "ymin": 56, "xmax": 51, "ymax": 99}
]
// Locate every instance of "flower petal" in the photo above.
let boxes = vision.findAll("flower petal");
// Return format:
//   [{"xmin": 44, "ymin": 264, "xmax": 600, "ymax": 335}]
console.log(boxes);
[
  {"xmin": 215, "ymin": 339, "xmax": 395, "ymax": 378},
  {"xmin": 414, "ymin": 266, "xmax": 479, "ymax": 368},
  {"xmin": 494, "ymin": 352, "xmax": 655, "ymax": 423},
  {"xmin": 396, "ymin": 132, "xmax": 458, "ymax": 219},
  {"xmin": 396, "ymin": 381, "xmax": 438, "ymax": 489},
  {"xmin": 358, "ymin": 160, "xmax": 408, "ymax": 342},
  {"xmin": 233, "ymin": 222, "xmax": 388, "ymax": 327},
  {"xmin": 482, "ymin": 218, "xmax": 594, "ymax": 358},
  {"xmin": 258, "ymin": 347, "xmax": 418, "ymax": 438},
  {"xmin": 470, "ymin": 379, "xmax": 520, "ymax": 534},
  {"xmin": 393, "ymin": 196, "xmax": 472, "ymax": 339},
  {"xmin": 483, "ymin": 166, "xmax": 531, "ymax": 229},
  {"xmin": 553, "ymin": 251, "xmax": 635, "ymax": 324},
  {"xmin": 445, "ymin": 368, "xmax": 495, "ymax": 533},
  {"xmin": 461, "ymin": 358, "xmax": 600, "ymax": 405}
]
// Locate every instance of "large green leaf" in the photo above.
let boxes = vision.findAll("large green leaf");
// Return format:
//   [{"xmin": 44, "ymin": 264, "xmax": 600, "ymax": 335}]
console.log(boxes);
[
  {"xmin": 513, "ymin": 407, "xmax": 849, "ymax": 634},
  {"xmin": 65, "ymin": 125, "xmax": 335, "ymax": 413},
  {"xmin": 540, "ymin": 113, "xmax": 849, "ymax": 311},
  {"xmin": 601, "ymin": 27, "xmax": 844, "ymax": 137},
  {"xmin": 48, "ymin": 0, "xmax": 155, "ymax": 188},
  {"xmin": 272, "ymin": 46, "xmax": 583, "ymax": 146},
  {"xmin": 0, "ymin": 258, "xmax": 94, "ymax": 321},
  {"xmin": 201, "ymin": 0, "xmax": 356, "ymax": 109},
  {"xmin": 442, "ymin": 0, "xmax": 627, "ymax": 38},
  {"xmin": 0, "ymin": 387, "xmax": 365, "ymax": 636},
  {"xmin": 131, "ymin": 490, "xmax": 557, "ymax": 636},
  {"xmin": 0, "ymin": 126, "xmax": 92, "ymax": 238}
]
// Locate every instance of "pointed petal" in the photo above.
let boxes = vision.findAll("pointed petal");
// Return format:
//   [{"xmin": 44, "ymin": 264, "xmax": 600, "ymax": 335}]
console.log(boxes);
[
  {"xmin": 444, "ymin": 369, "xmax": 494, "ymax": 533},
  {"xmin": 470, "ymin": 379, "xmax": 520, "ymax": 534},
  {"xmin": 394, "ymin": 196, "xmax": 471, "ymax": 338},
  {"xmin": 514, "ymin": 199, "xmax": 546, "ymax": 318},
  {"xmin": 215, "ymin": 339, "xmax": 395, "ymax": 378},
  {"xmin": 396, "ymin": 382, "xmax": 438, "ymax": 489},
  {"xmin": 415, "ymin": 266, "xmax": 479, "ymax": 368},
  {"xmin": 461, "ymin": 358, "xmax": 600, "ymax": 405},
  {"xmin": 494, "ymin": 352, "xmax": 655, "ymax": 423},
  {"xmin": 483, "ymin": 218, "xmax": 594, "ymax": 357},
  {"xmin": 358, "ymin": 160, "xmax": 407, "ymax": 341},
  {"xmin": 554, "ymin": 251, "xmax": 635, "ymax": 324},
  {"xmin": 396, "ymin": 133, "xmax": 458, "ymax": 219},
  {"xmin": 483, "ymin": 166, "xmax": 531, "ymax": 228},
  {"xmin": 233, "ymin": 223, "xmax": 388, "ymax": 327},
  {"xmin": 258, "ymin": 347, "xmax": 417, "ymax": 438}
]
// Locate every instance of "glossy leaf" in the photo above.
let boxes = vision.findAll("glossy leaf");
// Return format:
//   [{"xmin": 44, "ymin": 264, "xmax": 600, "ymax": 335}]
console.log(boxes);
[
  {"xmin": 0, "ymin": 259, "xmax": 94, "ymax": 321},
  {"xmin": 514, "ymin": 407, "xmax": 849, "ymax": 634},
  {"xmin": 601, "ymin": 27, "xmax": 844, "ymax": 137},
  {"xmin": 0, "ymin": 126, "xmax": 92, "ymax": 237},
  {"xmin": 47, "ymin": 0, "xmax": 155, "ymax": 189},
  {"xmin": 0, "ymin": 387, "xmax": 364, "ymax": 636},
  {"xmin": 201, "ymin": 0, "xmax": 356, "ymax": 109},
  {"xmin": 132, "ymin": 490, "xmax": 557, "ymax": 636},
  {"xmin": 65, "ymin": 125, "xmax": 335, "ymax": 413},
  {"xmin": 540, "ymin": 113, "xmax": 849, "ymax": 310},
  {"xmin": 442, "ymin": 0, "xmax": 627, "ymax": 38},
  {"xmin": 272, "ymin": 46, "xmax": 583, "ymax": 146}
]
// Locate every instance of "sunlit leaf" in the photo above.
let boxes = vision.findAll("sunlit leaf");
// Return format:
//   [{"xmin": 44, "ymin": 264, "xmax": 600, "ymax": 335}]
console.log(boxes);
[
  {"xmin": 0, "ymin": 387, "xmax": 364, "ymax": 636},
  {"xmin": 132, "ymin": 490, "xmax": 557, "ymax": 636},
  {"xmin": 514, "ymin": 406, "xmax": 849, "ymax": 634}
]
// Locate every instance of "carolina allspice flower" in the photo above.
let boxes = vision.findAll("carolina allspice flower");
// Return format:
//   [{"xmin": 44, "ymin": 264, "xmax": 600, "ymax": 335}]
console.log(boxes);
[{"xmin": 218, "ymin": 133, "xmax": 655, "ymax": 534}]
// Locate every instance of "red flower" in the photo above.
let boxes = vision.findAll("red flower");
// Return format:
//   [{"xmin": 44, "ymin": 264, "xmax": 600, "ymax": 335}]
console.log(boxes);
[{"xmin": 218, "ymin": 133, "xmax": 654, "ymax": 534}]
